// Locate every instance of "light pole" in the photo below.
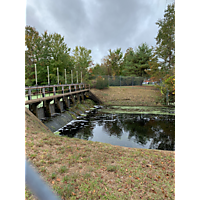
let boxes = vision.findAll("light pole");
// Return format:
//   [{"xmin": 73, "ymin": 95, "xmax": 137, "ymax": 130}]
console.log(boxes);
[
  {"xmin": 35, "ymin": 64, "xmax": 37, "ymax": 86},
  {"xmin": 65, "ymin": 69, "xmax": 67, "ymax": 84},
  {"xmin": 71, "ymin": 70, "xmax": 73, "ymax": 83},
  {"xmin": 76, "ymin": 71, "xmax": 78, "ymax": 83},
  {"xmin": 57, "ymin": 68, "xmax": 59, "ymax": 84},
  {"xmin": 47, "ymin": 66, "xmax": 50, "ymax": 85}
]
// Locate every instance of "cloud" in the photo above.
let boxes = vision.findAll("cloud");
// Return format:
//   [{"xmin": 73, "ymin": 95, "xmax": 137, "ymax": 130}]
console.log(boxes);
[{"xmin": 26, "ymin": 0, "xmax": 174, "ymax": 64}]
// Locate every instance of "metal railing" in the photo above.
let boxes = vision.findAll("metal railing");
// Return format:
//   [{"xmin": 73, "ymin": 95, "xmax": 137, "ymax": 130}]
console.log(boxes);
[{"xmin": 26, "ymin": 159, "xmax": 61, "ymax": 200}]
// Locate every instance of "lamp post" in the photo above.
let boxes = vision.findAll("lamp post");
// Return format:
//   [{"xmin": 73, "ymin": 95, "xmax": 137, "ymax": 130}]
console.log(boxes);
[
  {"xmin": 57, "ymin": 67, "xmax": 59, "ymax": 84},
  {"xmin": 76, "ymin": 71, "xmax": 78, "ymax": 83},
  {"xmin": 71, "ymin": 70, "xmax": 73, "ymax": 83},
  {"xmin": 35, "ymin": 64, "xmax": 37, "ymax": 86},
  {"xmin": 47, "ymin": 66, "xmax": 50, "ymax": 85},
  {"xmin": 65, "ymin": 69, "xmax": 67, "ymax": 84}
]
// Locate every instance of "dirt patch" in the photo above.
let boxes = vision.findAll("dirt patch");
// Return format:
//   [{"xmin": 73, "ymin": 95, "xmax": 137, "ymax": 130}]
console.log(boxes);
[
  {"xmin": 91, "ymin": 86, "xmax": 162, "ymax": 106},
  {"xmin": 25, "ymin": 106, "xmax": 175, "ymax": 200}
]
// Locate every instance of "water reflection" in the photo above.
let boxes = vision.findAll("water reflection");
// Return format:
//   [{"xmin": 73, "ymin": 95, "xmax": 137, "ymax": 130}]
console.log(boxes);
[{"xmin": 60, "ymin": 113, "xmax": 175, "ymax": 151}]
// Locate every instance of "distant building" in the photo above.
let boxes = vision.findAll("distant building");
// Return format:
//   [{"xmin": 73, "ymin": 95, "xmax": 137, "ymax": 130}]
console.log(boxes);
[{"xmin": 142, "ymin": 79, "xmax": 156, "ymax": 85}]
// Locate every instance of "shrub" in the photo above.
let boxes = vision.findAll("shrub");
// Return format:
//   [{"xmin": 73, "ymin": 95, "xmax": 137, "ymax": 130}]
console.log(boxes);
[{"xmin": 95, "ymin": 76, "xmax": 109, "ymax": 89}]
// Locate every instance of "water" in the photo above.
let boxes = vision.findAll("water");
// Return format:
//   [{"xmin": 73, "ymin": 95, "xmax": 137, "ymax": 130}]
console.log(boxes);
[{"xmin": 59, "ymin": 111, "xmax": 175, "ymax": 151}]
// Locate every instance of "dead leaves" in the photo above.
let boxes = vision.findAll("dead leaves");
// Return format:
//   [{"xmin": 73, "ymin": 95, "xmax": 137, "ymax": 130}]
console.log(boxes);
[{"xmin": 150, "ymin": 188, "xmax": 157, "ymax": 194}]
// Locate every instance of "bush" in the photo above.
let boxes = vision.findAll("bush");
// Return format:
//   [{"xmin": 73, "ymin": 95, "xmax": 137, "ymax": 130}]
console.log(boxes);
[{"xmin": 95, "ymin": 76, "xmax": 109, "ymax": 89}]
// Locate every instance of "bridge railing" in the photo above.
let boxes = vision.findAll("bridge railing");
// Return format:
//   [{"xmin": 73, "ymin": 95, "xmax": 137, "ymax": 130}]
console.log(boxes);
[{"xmin": 25, "ymin": 83, "xmax": 90, "ymax": 101}]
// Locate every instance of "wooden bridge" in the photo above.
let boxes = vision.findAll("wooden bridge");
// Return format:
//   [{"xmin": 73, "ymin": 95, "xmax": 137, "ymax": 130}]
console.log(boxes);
[{"xmin": 25, "ymin": 83, "xmax": 102, "ymax": 119}]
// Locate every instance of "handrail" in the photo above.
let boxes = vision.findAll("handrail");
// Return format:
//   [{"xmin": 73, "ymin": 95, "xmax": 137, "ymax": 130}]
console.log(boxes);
[
  {"xmin": 25, "ymin": 83, "xmax": 85, "ymax": 90},
  {"xmin": 25, "ymin": 83, "xmax": 90, "ymax": 101}
]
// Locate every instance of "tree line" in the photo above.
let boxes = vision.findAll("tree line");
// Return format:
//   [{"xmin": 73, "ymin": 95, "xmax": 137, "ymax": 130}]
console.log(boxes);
[{"xmin": 25, "ymin": 3, "xmax": 174, "ymax": 103}]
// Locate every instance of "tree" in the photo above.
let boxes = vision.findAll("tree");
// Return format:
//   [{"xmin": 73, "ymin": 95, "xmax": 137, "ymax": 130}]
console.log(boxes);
[
  {"xmin": 25, "ymin": 26, "xmax": 41, "ymax": 86},
  {"xmin": 72, "ymin": 46, "xmax": 92, "ymax": 83},
  {"xmin": 122, "ymin": 43, "xmax": 152, "ymax": 77},
  {"xmin": 155, "ymin": 3, "xmax": 175, "ymax": 70},
  {"xmin": 48, "ymin": 33, "xmax": 71, "ymax": 84},
  {"xmin": 25, "ymin": 26, "xmax": 72, "ymax": 86},
  {"xmin": 102, "ymin": 48, "xmax": 123, "ymax": 76},
  {"xmin": 148, "ymin": 3, "xmax": 175, "ymax": 105}
]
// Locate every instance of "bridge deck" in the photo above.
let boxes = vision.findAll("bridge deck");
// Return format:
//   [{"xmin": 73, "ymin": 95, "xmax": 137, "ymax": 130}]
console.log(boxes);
[{"xmin": 25, "ymin": 89, "xmax": 89, "ymax": 105}]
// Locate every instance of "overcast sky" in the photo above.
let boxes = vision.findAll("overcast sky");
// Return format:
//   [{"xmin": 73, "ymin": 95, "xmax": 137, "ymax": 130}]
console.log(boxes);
[{"xmin": 26, "ymin": 0, "xmax": 174, "ymax": 64}]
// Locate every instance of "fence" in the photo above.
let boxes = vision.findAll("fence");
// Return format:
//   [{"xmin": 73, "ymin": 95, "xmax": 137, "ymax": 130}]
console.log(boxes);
[{"xmin": 89, "ymin": 75, "xmax": 144, "ymax": 88}]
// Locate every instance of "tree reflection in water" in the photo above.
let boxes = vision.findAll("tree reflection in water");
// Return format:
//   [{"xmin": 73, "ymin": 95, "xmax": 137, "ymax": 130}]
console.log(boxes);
[{"xmin": 60, "ymin": 113, "xmax": 175, "ymax": 151}]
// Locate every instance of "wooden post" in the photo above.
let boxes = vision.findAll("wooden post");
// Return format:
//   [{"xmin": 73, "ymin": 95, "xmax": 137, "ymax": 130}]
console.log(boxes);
[
  {"xmin": 62, "ymin": 86, "xmax": 64, "ymax": 94},
  {"xmin": 42, "ymin": 88, "xmax": 45, "ymax": 97},
  {"xmin": 53, "ymin": 86, "xmax": 56, "ymax": 95},
  {"xmin": 28, "ymin": 88, "xmax": 32, "ymax": 100}
]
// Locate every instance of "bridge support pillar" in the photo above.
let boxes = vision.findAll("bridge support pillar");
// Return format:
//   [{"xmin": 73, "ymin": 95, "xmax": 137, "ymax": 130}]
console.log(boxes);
[
  {"xmin": 63, "ymin": 96, "xmax": 70, "ymax": 110},
  {"xmin": 54, "ymin": 97, "xmax": 62, "ymax": 113},
  {"xmin": 43, "ymin": 100, "xmax": 52, "ymax": 117},
  {"xmin": 70, "ymin": 95, "xmax": 75, "ymax": 106},
  {"xmin": 81, "ymin": 92, "xmax": 85, "ymax": 102},
  {"xmin": 30, "ymin": 102, "xmax": 41, "ymax": 118},
  {"xmin": 76, "ymin": 94, "xmax": 80, "ymax": 103}
]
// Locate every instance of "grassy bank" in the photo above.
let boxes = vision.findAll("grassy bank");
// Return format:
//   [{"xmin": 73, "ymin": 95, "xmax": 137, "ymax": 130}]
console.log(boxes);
[
  {"xmin": 91, "ymin": 86, "xmax": 162, "ymax": 106},
  {"xmin": 25, "ymin": 108, "xmax": 175, "ymax": 199}
]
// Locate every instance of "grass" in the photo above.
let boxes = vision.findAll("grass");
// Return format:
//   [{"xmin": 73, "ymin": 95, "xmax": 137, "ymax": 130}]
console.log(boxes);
[
  {"xmin": 25, "ymin": 92, "xmax": 174, "ymax": 199},
  {"xmin": 91, "ymin": 86, "xmax": 162, "ymax": 106},
  {"xmin": 25, "ymin": 108, "xmax": 175, "ymax": 200}
]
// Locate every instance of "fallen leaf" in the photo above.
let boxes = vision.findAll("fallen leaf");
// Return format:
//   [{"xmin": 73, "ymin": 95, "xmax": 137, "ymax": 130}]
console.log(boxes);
[
  {"xmin": 56, "ymin": 178, "xmax": 61, "ymax": 182},
  {"xmin": 118, "ymin": 189, "xmax": 121, "ymax": 192},
  {"xmin": 72, "ymin": 192, "xmax": 76, "ymax": 196},
  {"xmin": 52, "ymin": 181, "xmax": 54, "ymax": 184}
]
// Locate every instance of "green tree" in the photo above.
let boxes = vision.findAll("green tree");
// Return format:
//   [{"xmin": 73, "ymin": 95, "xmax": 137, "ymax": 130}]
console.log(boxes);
[
  {"xmin": 148, "ymin": 3, "xmax": 175, "ymax": 105},
  {"xmin": 25, "ymin": 26, "xmax": 41, "ymax": 86},
  {"xmin": 48, "ymin": 33, "xmax": 71, "ymax": 85},
  {"xmin": 122, "ymin": 43, "xmax": 152, "ymax": 77},
  {"xmin": 155, "ymin": 3, "xmax": 175, "ymax": 70},
  {"xmin": 25, "ymin": 26, "xmax": 72, "ymax": 86},
  {"xmin": 72, "ymin": 46, "xmax": 92, "ymax": 83},
  {"xmin": 102, "ymin": 48, "xmax": 123, "ymax": 76}
]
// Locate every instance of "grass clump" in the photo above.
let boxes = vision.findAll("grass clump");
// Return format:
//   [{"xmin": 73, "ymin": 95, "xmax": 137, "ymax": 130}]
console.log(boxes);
[{"xmin": 106, "ymin": 165, "xmax": 118, "ymax": 172}]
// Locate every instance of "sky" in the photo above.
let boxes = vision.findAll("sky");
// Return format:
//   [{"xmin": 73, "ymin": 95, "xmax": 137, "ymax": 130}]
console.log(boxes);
[{"xmin": 26, "ymin": 0, "xmax": 174, "ymax": 65}]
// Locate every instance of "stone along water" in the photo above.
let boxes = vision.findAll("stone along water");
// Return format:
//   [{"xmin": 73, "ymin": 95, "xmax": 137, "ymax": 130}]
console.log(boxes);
[{"xmin": 58, "ymin": 112, "xmax": 175, "ymax": 151}]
